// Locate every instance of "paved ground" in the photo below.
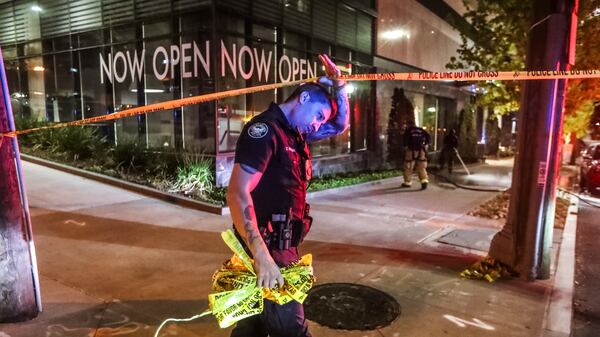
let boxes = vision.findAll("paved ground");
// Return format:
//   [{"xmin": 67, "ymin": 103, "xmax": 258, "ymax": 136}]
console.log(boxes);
[
  {"xmin": 0, "ymin": 158, "xmax": 569, "ymax": 337},
  {"xmin": 572, "ymin": 197, "xmax": 600, "ymax": 337}
]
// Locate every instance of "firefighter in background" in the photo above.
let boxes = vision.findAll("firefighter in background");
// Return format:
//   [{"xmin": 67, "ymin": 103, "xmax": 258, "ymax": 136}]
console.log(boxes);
[{"xmin": 401, "ymin": 120, "xmax": 431, "ymax": 190}]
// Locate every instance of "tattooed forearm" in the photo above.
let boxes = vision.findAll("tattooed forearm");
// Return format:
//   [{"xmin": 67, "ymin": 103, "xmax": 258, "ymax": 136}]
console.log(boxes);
[
  {"xmin": 245, "ymin": 222, "xmax": 263, "ymax": 247},
  {"xmin": 243, "ymin": 205, "xmax": 254, "ymax": 222},
  {"xmin": 243, "ymin": 205, "xmax": 263, "ymax": 248}
]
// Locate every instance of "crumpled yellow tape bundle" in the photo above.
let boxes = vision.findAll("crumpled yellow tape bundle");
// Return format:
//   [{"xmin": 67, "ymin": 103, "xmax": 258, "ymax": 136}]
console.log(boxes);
[
  {"xmin": 154, "ymin": 229, "xmax": 315, "ymax": 337},
  {"xmin": 460, "ymin": 256, "xmax": 511, "ymax": 283},
  {"xmin": 209, "ymin": 229, "xmax": 315, "ymax": 328}
]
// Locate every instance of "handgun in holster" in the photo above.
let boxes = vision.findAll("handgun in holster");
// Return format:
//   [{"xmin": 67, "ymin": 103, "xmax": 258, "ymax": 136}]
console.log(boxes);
[{"xmin": 271, "ymin": 208, "xmax": 293, "ymax": 250}]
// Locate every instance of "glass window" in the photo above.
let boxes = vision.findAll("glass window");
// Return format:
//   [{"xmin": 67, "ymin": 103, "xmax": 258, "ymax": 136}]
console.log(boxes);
[
  {"xmin": 181, "ymin": 12, "xmax": 211, "ymax": 33},
  {"xmin": 217, "ymin": 35, "xmax": 247, "ymax": 153},
  {"xmin": 349, "ymin": 73, "xmax": 372, "ymax": 152},
  {"xmin": 4, "ymin": 58, "xmax": 43, "ymax": 120},
  {"xmin": 438, "ymin": 97, "xmax": 457, "ymax": 130},
  {"xmin": 4, "ymin": 60, "xmax": 20, "ymax": 97},
  {"xmin": 78, "ymin": 29, "xmax": 108, "ymax": 48},
  {"xmin": 404, "ymin": 91, "xmax": 424, "ymax": 127},
  {"xmin": 310, "ymin": 39, "xmax": 330, "ymax": 56},
  {"xmin": 43, "ymin": 52, "xmax": 81, "ymax": 122},
  {"xmin": 53, "ymin": 35, "xmax": 72, "ymax": 52},
  {"xmin": 248, "ymin": 29, "xmax": 277, "ymax": 114},
  {"xmin": 334, "ymin": 46, "xmax": 351, "ymax": 62},
  {"xmin": 80, "ymin": 47, "xmax": 113, "ymax": 119},
  {"xmin": 283, "ymin": 31, "xmax": 306, "ymax": 50},
  {"xmin": 422, "ymin": 94, "xmax": 438, "ymax": 150},
  {"xmin": 112, "ymin": 24, "xmax": 136, "ymax": 43},
  {"xmin": 142, "ymin": 35, "xmax": 179, "ymax": 149},
  {"xmin": 253, "ymin": 24, "xmax": 276, "ymax": 42},
  {"xmin": 144, "ymin": 19, "xmax": 172, "ymax": 39},
  {"xmin": 181, "ymin": 29, "xmax": 215, "ymax": 153},
  {"xmin": 216, "ymin": 12, "xmax": 245, "ymax": 35},
  {"xmin": 2, "ymin": 46, "xmax": 17, "ymax": 59}
]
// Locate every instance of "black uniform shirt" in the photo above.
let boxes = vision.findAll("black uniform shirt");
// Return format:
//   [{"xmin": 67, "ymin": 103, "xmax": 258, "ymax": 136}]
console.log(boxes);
[{"xmin": 235, "ymin": 102, "xmax": 310, "ymax": 228}]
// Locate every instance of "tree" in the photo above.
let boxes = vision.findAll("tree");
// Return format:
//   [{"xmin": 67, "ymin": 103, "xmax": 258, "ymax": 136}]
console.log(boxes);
[
  {"xmin": 447, "ymin": 1, "xmax": 532, "ymax": 115},
  {"xmin": 386, "ymin": 88, "xmax": 415, "ymax": 167},
  {"xmin": 449, "ymin": 0, "xmax": 600, "ymax": 138},
  {"xmin": 485, "ymin": 112, "xmax": 501, "ymax": 156},
  {"xmin": 564, "ymin": 0, "xmax": 600, "ymax": 141}
]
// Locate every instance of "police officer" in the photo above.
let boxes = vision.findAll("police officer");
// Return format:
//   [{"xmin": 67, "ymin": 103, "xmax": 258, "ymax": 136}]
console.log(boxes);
[
  {"xmin": 401, "ymin": 120, "xmax": 431, "ymax": 190},
  {"xmin": 226, "ymin": 54, "xmax": 349, "ymax": 337}
]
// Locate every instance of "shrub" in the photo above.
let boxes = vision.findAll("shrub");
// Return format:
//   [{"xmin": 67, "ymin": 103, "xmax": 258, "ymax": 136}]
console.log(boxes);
[
  {"xmin": 54, "ymin": 126, "xmax": 108, "ymax": 161},
  {"xmin": 170, "ymin": 156, "xmax": 214, "ymax": 198},
  {"xmin": 111, "ymin": 140, "xmax": 149, "ymax": 173},
  {"xmin": 13, "ymin": 116, "xmax": 57, "ymax": 150}
]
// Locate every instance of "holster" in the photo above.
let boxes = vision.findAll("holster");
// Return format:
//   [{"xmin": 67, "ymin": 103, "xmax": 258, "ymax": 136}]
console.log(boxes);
[{"xmin": 265, "ymin": 204, "xmax": 313, "ymax": 249}]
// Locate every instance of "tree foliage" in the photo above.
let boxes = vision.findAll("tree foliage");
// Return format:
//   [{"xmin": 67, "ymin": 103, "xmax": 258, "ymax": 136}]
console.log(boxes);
[
  {"xmin": 446, "ymin": 1, "xmax": 532, "ymax": 115},
  {"xmin": 449, "ymin": 0, "xmax": 600, "ymax": 138},
  {"xmin": 564, "ymin": 0, "xmax": 600, "ymax": 139}
]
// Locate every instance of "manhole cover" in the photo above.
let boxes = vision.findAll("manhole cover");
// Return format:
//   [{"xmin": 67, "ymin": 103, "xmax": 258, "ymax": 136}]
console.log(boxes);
[{"xmin": 304, "ymin": 283, "xmax": 400, "ymax": 330}]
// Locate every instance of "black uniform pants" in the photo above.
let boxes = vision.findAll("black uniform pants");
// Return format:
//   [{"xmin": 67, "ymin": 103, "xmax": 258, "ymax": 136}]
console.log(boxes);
[
  {"xmin": 440, "ymin": 147, "xmax": 455, "ymax": 172},
  {"xmin": 230, "ymin": 299, "xmax": 311, "ymax": 337}
]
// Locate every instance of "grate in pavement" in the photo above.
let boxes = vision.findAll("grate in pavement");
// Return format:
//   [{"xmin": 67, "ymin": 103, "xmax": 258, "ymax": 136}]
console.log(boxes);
[
  {"xmin": 304, "ymin": 283, "xmax": 400, "ymax": 330},
  {"xmin": 436, "ymin": 227, "xmax": 499, "ymax": 251}
]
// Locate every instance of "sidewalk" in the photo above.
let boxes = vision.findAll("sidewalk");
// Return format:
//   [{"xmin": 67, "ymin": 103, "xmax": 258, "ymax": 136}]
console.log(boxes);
[{"xmin": 0, "ymin": 159, "xmax": 572, "ymax": 337}]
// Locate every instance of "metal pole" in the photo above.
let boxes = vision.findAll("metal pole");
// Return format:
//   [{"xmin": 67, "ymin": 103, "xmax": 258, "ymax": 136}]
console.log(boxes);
[{"xmin": 0, "ymin": 47, "xmax": 41, "ymax": 321}]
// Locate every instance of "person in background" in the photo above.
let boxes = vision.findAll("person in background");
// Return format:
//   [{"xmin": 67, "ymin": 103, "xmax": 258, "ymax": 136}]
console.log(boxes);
[
  {"xmin": 401, "ymin": 120, "xmax": 430, "ymax": 190},
  {"xmin": 439, "ymin": 129, "xmax": 458, "ymax": 174}
]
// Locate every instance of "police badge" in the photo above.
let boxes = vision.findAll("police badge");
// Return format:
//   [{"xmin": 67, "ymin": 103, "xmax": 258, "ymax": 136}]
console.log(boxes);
[{"xmin": 248, "ymin": 122, "xmax": 269, "ymax": 139}]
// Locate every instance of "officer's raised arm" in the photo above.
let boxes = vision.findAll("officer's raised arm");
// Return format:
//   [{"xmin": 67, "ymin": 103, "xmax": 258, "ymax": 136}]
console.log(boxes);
[{"xmin": 305, "ymin": 54, "xmax": 350, "ymax": 143}]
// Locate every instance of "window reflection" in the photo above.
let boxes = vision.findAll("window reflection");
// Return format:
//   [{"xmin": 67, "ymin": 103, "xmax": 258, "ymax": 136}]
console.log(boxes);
[{"xmin": 217, "ymin": 35, "xmax": 247, "ymax": 153}]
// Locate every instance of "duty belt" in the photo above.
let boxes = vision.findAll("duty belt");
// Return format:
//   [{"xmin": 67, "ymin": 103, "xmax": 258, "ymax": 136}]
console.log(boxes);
[{"xmin": 263, "ymin": 205, "xmax": 313, "ymax": 250}]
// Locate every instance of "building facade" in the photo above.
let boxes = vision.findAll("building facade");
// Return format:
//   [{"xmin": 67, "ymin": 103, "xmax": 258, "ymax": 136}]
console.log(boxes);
[
  {"xmin": 1, "ymin": 0, "xmax": 479, "ymax": 186},
  {"xmin": 1, "ymin": 0, "xmax": 379, "ymax": 186},
  {"xmin": 374, "ymin": 0, "xmax": 477, "ymax": 162}
]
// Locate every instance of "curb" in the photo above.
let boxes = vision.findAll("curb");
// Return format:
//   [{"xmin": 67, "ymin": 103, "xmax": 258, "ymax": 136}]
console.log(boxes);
[
  {"xmin": 21, "ymin": 154, "xmax": 229, "ymax": 216},
  {"xmin": 541, "ymin": 194, "xmax": 579, "ymax": 337},
  {"xmin": 306, "ymin": 176, "xmax": 402, "ymax": 199}
]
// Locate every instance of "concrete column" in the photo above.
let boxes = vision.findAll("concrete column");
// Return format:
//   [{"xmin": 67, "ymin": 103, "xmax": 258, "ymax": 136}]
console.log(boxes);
[{"xmin": 489, "ymin": 0, "xmax": 578, "ymax": 280}]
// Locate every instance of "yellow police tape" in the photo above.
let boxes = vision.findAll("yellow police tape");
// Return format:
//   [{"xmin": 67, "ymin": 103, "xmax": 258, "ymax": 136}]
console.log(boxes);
[
  {"xmin": 2, "ymin": 69, "xmax": 600, "ymax": 139},
  {"xmin": 153, "ymin": 229, "xmax": 315, "ymax": 337},
  {"xmin": 459, "ymin": 256, "xmax": 511, "ymax": 283}
]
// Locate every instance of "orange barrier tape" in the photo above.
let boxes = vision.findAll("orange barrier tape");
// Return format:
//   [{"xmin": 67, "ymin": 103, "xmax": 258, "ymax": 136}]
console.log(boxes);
[
  {"xmin": 3, "ymin": 69, "xmax": 600, "ymax": 138},
  {"xmin": 340, "ymin": 69, "xmax": 600, "ymax": 81},
  {"xmin": 1, "ymin": 77, "xmax": 317, "ymax": 138}
]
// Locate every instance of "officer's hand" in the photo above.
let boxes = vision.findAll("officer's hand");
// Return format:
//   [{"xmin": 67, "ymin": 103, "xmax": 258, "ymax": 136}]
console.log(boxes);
[
  {"xmin": 254, "ymin": 251, "xmax": 285, "ymax": 289},
  {"xmin": 318, "ymin": 54, "xmax": 345, "ymax": 88}
]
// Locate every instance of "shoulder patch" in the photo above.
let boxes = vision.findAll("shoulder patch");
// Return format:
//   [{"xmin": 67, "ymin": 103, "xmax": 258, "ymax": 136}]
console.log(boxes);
[{"xmin": 248, "ymin": 122, "xmax": 269, "ymax": 139}]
